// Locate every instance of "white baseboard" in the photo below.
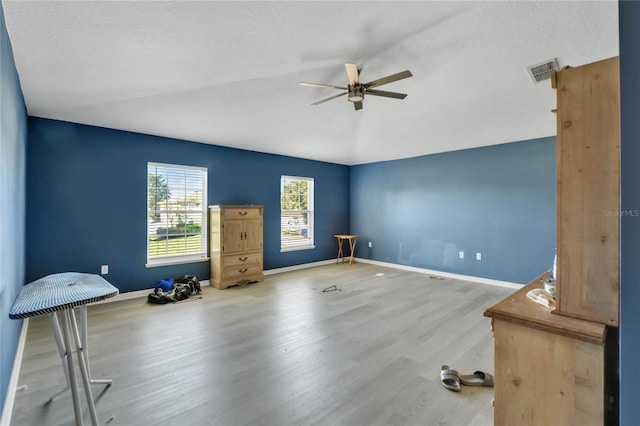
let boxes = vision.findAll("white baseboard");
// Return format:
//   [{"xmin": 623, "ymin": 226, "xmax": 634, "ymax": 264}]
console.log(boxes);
[
  {"xmin": 91, "ymin": 258, "xmax": 519, "ymax": 306},
  {"xmin": 354, "ymin": 258, "xmax": 523, "ymax": 289},
  {"xmin": 263, "ymin": 258, "xmax": 521, "ymax": 289},
  {"xmin": 1, "ymin": 318, "xmax": 29, "ymax": 426},
  {"xmin": 264, "ymin": 259, "xmax": 337, "ymax": 275}
]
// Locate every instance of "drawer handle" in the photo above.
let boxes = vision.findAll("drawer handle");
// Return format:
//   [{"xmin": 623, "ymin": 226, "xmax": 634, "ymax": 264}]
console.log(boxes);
[
  {"xmin": 239, "ymin": 257, "xmax": 248, "ymax": 261},
  {"xmin": 239, "ymin": 268, "xmax": 248, "ymax": 273},
  {"xmin": 238, "ymin": 211, "xmax": 248, "ymax": 216}
]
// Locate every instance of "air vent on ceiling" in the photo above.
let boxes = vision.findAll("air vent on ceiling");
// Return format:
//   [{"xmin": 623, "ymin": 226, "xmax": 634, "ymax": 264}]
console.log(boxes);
[{"xmin": 527, "ymin": 58, "xmax": 559, "ymax": 83}]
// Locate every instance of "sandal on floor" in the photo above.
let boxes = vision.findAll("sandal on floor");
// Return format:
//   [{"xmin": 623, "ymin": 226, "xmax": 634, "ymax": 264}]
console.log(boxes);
[
  {"xmin": 441, "ymin": 365, "xmax": 461, "ymax": 392},
  {"xmin": 459, "ymin": 370, "xmax": 494, "ymax": 387}
]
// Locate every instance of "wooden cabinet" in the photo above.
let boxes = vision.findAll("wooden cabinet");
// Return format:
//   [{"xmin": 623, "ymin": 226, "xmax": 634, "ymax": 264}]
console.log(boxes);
[
  {"xmin": 553, "ymin": 57, "xmax": 620, "ymax": 326},
  {"xmin": 485, "ymin": 277, "xmax": 617, "ymax": 426},
  {"xmin": 484, "ymin": 57, "xmax": 621, "ymax": 425},
  {"xmin": 209, "ymin": 205, "xmax": 264, "ymax": 289}
]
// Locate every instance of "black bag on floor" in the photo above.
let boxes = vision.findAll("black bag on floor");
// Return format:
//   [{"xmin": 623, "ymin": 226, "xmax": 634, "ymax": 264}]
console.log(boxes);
[
  {"xmin": 147, "ymin": 275, "xmax": 200, "ymax": 304},
  {"xmin": 147, "ymin": 287, "xmax": 176, "ymax": 304},
  {"xmin": 174, "ymin": 275, "xmax": 201, "ymax": 295}
]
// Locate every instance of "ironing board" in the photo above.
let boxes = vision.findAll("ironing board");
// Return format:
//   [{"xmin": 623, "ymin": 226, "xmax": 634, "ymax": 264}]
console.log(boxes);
[{"xmin": 9, "ymin": 273, "xmax": 119, "ymax": 426}]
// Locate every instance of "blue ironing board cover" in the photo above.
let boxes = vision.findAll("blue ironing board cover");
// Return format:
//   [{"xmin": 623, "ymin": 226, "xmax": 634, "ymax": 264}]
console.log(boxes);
[{"xmin": 9, "ymin": 273, "xmax": 119, "ymax": 319}]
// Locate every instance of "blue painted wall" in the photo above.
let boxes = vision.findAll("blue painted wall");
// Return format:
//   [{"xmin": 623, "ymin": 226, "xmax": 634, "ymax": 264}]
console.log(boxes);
[
  {"xmin": 26, "ymin": 118, "xmax": 350, "ymax": 293},
  {"xmin": 350, "ymin": 137, "xmax": 556, "ymax": 284},
  {"xmin": 0, "ymin": 2, "xmax": 27, "ymax": 414},
  {"xmin": 6, "ymin": 7, "xmax": 630, "ymax": 420},
  {"xmin": 619, "ymin": 1, "xmax": 639, "ymax": 423}
]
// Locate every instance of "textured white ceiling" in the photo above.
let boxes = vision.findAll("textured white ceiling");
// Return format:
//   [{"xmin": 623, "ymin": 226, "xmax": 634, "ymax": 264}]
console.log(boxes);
[{"xmin": 2, "ymin": 1, "xmax": 618, "ymax": 165}]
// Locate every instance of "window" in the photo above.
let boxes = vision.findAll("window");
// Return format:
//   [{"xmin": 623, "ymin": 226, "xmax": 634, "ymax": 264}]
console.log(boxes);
[
  {"xmin": 147, "ymin": 162, "xmax": 208, "ymax": 267},
  {"xmin": 281, "ymin": 175, "xmax": 314, "ymax": 251}
]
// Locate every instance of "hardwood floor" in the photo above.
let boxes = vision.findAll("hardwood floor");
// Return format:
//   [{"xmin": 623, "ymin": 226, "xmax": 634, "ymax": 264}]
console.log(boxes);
[{"xmin": 10, "ymin": 263, "xmax": 513, "ymax": 426}]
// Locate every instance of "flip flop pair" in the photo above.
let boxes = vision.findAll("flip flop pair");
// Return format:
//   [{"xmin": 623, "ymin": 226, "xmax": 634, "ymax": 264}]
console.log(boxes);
[{"xmin": 440, "ymin": 365, "xmax": 494, "ymax": 392}]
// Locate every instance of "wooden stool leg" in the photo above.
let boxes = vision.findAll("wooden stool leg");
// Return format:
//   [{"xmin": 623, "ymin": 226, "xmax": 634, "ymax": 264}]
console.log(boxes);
[
  {"xmin": 348, "ymin": 238, "xmax": 357, "ymax": 264},
  {"xmin": 336, "ymin": 237, "xmax": 344, "ymax": 263}
]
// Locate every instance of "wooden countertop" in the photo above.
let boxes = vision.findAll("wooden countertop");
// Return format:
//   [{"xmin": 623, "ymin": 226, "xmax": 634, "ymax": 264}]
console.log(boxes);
[{"xmin": 484, "ymin": 273, "xmax": 607, "ymax": 346}]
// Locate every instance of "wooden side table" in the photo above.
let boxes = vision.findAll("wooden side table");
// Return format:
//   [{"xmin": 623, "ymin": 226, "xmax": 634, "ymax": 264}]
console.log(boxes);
[{"xmin": 335, "ymin": 234, "xmax": 358, "ymax": 265}]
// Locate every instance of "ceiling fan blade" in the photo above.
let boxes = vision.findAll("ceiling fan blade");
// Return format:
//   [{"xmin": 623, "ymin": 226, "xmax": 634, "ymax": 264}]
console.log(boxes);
[
  {"xmin": 345, "ymin": 63, "xmax": 360, "ymax": 86},
  {"xmin": 300, "ymin": 82, "xmax": 348, "ymax": 90},
  {"xmin": 365, "ymin": 89, "xmax": 408, "ymax": 100},
  {"xmin": 364, "ymin": 70, "xmax": 413, "ymax": 89},
  {"xmin": 354, "ymin": 101, "xmax": 363, "ymax": 111},
  {"xmin": 311, "ymin": 92, "xmax": 348, "ymax": 106}
]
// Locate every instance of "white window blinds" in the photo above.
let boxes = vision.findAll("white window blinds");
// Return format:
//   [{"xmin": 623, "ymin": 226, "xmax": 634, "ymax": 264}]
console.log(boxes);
[
  {"xmin": 281, "ymin": 175, "xmax": 314, "ymax": 251},
  {"xmin": 147, "ymin": 163, "xmax": 208, "ymax": 267}
]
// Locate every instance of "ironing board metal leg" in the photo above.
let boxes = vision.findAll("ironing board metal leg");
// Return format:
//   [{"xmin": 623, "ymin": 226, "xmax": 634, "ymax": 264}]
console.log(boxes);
[
  {"xmin": 59, "ymin": 309, "xmax": 83, "ymax": 426},
  {"xmin": 48, "ymin": 312, "xmax": 71, "ymax": 402},
  {"xmin": 69, "ymin": 309, "xmax": 99, "ymax": 426},
  {"xmin": 79, "ymin": 306, "xmax": 111, "ymax": 385}
]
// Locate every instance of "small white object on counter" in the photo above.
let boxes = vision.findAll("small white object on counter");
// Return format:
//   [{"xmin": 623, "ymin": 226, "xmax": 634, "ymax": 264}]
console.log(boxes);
[{"xmin": 526, "ymin": 288, "xmax": 556, "ymax": 309}]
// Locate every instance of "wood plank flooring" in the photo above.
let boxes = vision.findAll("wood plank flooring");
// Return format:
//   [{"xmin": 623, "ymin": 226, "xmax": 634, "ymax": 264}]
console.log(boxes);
[{"xmin": 10, "ymin": 263, "xmax": 513, "ymax": 426}]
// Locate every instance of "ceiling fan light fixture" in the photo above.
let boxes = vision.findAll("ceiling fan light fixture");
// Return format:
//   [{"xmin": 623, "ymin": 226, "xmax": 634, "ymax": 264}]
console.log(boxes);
[{"xmin": 348, "ymin": 87, "xmax": 364, "ymax": 102}]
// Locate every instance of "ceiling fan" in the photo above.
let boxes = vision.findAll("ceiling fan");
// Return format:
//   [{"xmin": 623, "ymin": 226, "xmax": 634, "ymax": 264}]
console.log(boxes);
[{"xmin": 300, "ymin": 63, "xmax": 413, "ymax": 111}]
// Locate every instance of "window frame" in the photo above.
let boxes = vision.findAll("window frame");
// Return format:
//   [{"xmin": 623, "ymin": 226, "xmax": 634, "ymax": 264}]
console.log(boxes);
[
  {"xmin": 280, "ymin": 175, "xmax": 315, "ymax": 252},
  {"xmin": 146, "ymin": 162, "xmax": 209, "ymax": 268}
]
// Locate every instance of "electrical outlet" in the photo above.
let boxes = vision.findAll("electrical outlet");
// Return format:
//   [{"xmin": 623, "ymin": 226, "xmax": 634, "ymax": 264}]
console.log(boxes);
[
  {"xmin": 101, "ymin": 265, "xmax": 109, "ymax": 275},
  {"xmin": 476, "ymin": 252, "xmax": 482, "ymax": 261},
  {"xmin": 459, "ymin": 251, "xmax": 464, "ymax": 259},
  {"xmin": 368, "ymin": 241, "xmax": 372, "ymax": 248}
]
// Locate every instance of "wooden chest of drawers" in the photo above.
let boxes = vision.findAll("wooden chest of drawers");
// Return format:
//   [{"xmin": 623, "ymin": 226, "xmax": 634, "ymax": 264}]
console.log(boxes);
[{"xmin": 209, "ymin": 205, "xmax": 264, "ymax": 289}]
